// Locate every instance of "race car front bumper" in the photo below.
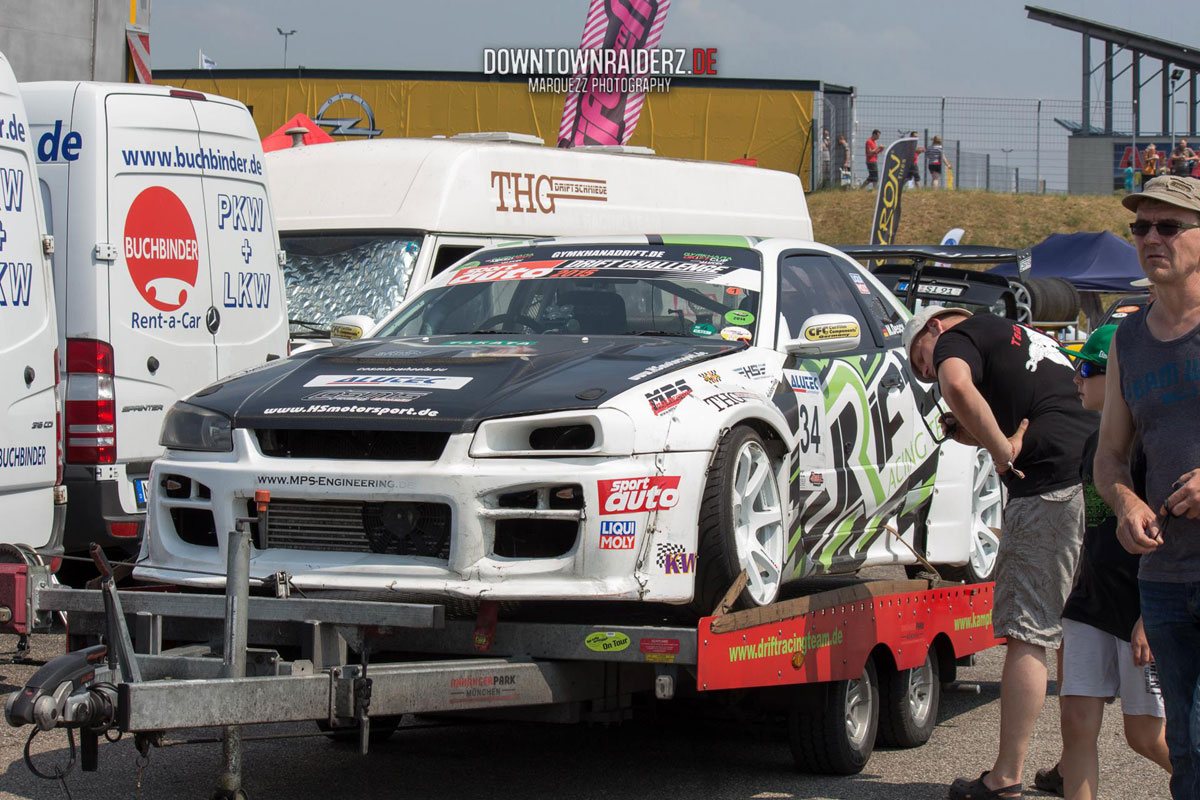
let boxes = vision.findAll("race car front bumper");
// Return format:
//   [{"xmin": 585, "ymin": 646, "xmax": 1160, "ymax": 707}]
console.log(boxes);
[{"xmin": 134, "ymin": 429, "xmax": 711, "ymax": 602}]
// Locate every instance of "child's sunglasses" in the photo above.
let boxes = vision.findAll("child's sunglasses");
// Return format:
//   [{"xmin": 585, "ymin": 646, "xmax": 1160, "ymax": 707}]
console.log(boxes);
[{"xmin": 1077, "ymin": 360, "xmax": 1105, "ymax": 379}]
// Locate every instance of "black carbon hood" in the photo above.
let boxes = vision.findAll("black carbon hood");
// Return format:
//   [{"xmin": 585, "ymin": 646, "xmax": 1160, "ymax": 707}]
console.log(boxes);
[{"xmin": 186, "ymin": 335, "xmax": 741, "ymax": 433}]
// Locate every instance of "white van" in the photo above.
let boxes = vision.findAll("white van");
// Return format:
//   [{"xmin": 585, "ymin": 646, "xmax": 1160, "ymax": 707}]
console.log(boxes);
[
  {"xmin": 265, "ymin": 134, "xmax": 812, "ymax": 342},
  {"xmin": 20, "ymin": 82, "xmax": 289, "ymax": 555},
  {"xmin": 0, "ymin": 52, "xmax": 65, "ymax": 592}
]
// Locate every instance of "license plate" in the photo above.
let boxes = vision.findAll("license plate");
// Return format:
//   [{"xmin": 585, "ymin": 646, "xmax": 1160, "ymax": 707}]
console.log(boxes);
[{"xmin": 133, "ymin": 479, "xmax": 148, "ymax": 508}]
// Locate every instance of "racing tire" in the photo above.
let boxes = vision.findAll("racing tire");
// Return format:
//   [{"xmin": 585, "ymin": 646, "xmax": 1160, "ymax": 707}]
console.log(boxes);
[
  {"xmin": 688, "ymin": 426, "xmax": 786, "ymax": 617},
  {"xmin": 788, "ymin": 658, "xmax": 879, "ymax": 775},
  {"xmin": 877, "ymin": 649, "xmax": 940, "ymax": 748},
  {"xmin": 935, "ymin": 448, "xmax": 1003, "ymax": 584}
]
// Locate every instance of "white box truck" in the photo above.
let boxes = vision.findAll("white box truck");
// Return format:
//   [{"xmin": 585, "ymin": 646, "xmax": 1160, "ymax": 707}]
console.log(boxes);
[
  {"xmin": 265, "ymin": 134, "xmax": 813, "ymax": 344},
  {"xmin": 20, "ymin": 82, "xmax": 289, "ymax": 556}
]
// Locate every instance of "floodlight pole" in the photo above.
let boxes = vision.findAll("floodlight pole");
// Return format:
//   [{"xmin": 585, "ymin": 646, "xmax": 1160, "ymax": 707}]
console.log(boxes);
[{"xmin": 277, "ymin": 28, "xmax": 297, "ymax": 69}]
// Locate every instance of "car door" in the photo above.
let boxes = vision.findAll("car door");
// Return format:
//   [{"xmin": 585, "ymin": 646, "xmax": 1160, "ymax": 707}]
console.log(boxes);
[
  {"xmin": 775, "ymin": 251, "xmax": 906, "ymax": 576},
  {"xmin": 829, "ymin": 256, "xmax": 942, "ymax": 567}
]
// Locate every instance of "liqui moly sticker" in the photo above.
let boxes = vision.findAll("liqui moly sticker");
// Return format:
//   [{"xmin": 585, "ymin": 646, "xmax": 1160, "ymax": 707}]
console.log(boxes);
[
  {"xmin": 124, "ymin": 186, "xmax": 199, "ymax": 312},
  {"xmin": 304, "ymin": 374, "xmax": 473, "ymax": 390},
  {"xmin": 599, "ymin": 520, "xmax": 637, "ymax": 549},
  {"xmin": 447, "ymin": 261, "xmax": 565, "ymax": 285},
  {"xmin": 598, "ymin": 476, "xmax": 681, "ymax": 515}
]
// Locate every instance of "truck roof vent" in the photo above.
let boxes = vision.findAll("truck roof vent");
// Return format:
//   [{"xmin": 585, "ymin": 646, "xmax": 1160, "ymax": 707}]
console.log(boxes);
[
  {"xmin": 571, "ymin": 145, "xmax": 656, "ymax": 156},
  {"xmin": 449, "ymin": 131, "xmax": 545, "ymax": 146}
]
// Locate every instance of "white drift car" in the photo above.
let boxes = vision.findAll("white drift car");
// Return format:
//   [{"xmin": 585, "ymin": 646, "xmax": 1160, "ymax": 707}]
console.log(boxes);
[{"xmin": 136, "ymin": 237, "xmax": 1002, "ymax": 612}]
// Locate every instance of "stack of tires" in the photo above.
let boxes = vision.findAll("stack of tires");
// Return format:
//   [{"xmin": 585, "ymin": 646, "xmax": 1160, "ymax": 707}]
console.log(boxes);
[{"xmin": 1009, "ymin": 277, "xmax": 1080, "ymax": 323}]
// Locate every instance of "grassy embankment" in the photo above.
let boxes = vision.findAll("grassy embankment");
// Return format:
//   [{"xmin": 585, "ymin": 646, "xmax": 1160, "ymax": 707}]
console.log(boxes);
[{"xmin": 805, "ymin": 187, "xmax": 1135, "ymax": 249}]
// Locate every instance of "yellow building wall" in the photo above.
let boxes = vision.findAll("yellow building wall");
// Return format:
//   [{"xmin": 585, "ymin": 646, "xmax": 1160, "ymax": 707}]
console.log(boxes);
[{"xmin": 160, "ymin": 76, "xmax": 815, "ymax": 186}]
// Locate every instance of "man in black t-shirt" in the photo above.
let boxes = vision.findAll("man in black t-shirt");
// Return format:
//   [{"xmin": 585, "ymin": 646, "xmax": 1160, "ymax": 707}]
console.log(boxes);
[{"xmin": 904, "ymin": 306, "xmax": 1095, "ymax": 800}]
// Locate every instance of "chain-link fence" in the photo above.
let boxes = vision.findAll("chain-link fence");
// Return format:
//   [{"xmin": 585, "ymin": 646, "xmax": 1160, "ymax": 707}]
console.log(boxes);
[{"xmin": 808, "ymin": 94, "xmax": 1190, "ymax": 195}]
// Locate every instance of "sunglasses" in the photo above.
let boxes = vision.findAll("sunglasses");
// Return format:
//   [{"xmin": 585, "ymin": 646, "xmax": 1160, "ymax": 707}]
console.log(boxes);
[
  {"xmin": 1077, "ymin": 361, "xmax": 1106, "ymax": 379},
  {"xmin": 1129, "ymin": 220, "xmax": 1200, "ymax": 237}
]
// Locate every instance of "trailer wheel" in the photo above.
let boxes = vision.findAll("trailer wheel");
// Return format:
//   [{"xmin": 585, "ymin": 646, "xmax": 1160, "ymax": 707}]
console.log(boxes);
[
  {"xmin": 788, "ymin": 658, "xmax": 879, "ymax": 775},
  {"xmin": 689, "ymin": 426, "xmax": 786, "ymax": 616},
  {"xmin": 878, "ymin": 649, "xmax": 940, "ymax": 747}
]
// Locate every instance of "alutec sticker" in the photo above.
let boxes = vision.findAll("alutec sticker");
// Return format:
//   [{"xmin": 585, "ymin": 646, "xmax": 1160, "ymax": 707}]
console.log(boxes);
[{"xmin": 303, "ymin": 374, "xmax": 473, "ymax": 390}]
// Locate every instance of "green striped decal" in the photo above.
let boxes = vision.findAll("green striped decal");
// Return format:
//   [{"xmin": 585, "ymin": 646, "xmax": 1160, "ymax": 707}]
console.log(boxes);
[{"xmin": 658, "ymin": 234, "xmax": 757, "ymax": 248}]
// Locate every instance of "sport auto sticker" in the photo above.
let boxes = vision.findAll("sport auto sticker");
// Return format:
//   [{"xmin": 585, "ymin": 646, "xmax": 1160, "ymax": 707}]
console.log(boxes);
[
  {"xmin": 598, "ymin": 476, "xmax": 680, "ymax": 514},
  {"xmin": 123, "ymin": 185, "xmax": 203, "ymax": 330}
]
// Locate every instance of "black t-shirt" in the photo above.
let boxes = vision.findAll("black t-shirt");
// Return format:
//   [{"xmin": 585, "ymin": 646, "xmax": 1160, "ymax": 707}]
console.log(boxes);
[
  {"xmin": 1062, "ymin": 432, "xmax": 1144, "ymax": 641},
  {"xmin": 932, "ymin": 314, "xmax": 1097, "ymax": 497}
]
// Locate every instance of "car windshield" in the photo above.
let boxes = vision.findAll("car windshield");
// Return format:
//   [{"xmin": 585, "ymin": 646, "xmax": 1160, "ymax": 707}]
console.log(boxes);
[
  {"xmin": 374, "ymin": 244, "xmax": 762, "ymax": 342},
  {"xmin": 281, "ymin": 233, "xmax": 421, "ymax": 332}
]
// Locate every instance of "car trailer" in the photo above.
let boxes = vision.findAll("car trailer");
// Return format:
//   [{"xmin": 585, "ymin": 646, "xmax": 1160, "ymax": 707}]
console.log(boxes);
[{"xmin": 4, "ymin": 502, "xmax": 1000, "ymax": 799}]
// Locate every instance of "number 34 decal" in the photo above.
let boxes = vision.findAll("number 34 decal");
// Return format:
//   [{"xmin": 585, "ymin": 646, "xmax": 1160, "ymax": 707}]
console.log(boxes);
[{"xmin": 797, "ymin": 404, "xmax": 823, "ymax": 454}]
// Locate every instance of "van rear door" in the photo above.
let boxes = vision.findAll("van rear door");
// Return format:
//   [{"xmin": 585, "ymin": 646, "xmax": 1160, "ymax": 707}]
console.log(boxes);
[
  {"xmin": 106, "ymin": 92, "xmax": 218, "ymax": 463},
  {"xmin": 0, "ymin": 62, "xmax": 58, "ymax": 547},
  {"xmin": 192, "ymin": 98, "xmax": 287, "ymax": 376}
]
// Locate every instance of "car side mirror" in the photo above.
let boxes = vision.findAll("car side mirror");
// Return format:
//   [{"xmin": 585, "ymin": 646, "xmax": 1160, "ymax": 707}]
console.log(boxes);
[
  {"xmin": 782, "ymin": 313, "xmax": 862, "ymax": 355},
  {"xmin": 329, "ymin": 314, "xmax": 374, "ymax": 346}
]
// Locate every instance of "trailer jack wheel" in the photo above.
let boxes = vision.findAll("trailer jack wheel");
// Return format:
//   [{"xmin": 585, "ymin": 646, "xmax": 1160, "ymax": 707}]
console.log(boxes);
[
  {"xmin": 787, "ymin": 658, "xmax": 879, "ymax": 775},
  {"xmin": 211, "ymin": 789, "xmax": 248, "ymax": 800}
]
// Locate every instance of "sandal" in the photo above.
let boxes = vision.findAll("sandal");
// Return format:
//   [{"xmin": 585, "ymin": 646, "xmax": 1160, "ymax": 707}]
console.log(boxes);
[
  {"xmin": 948, "ymin": 771, "xmax": 1023, "ymax": 799},
  {"xmin": 1033, "ymin": 764, "xmax": 1063, "ymax": 796}
]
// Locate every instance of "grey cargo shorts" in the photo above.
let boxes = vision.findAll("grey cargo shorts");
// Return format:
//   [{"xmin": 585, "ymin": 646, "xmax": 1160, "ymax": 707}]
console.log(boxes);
[{"xmin": 993, "ymin": 484, "xmax": 1085, "ymax": 649}]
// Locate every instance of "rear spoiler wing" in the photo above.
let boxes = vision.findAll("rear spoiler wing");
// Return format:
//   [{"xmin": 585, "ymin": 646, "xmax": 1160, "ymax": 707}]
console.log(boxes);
[{"xmin": 836, "ymin": 245, "xmax": 1032, "ymax": 318}]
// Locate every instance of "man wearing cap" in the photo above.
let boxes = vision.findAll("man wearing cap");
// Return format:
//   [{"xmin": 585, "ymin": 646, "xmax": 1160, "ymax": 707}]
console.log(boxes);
[
  {"xmin": 905, "ymin": 306, "xmax": 1094, "ymax": 800},
  {"xmin": 1096, "ymin": 174, "xmax": 1200, "ymax": 799}
]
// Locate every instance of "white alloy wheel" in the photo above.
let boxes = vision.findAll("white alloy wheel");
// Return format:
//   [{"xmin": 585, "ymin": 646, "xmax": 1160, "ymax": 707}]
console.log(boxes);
[
  {"xmin": 730, "ymin": 440, "xmax": 785, "ymax": 605},
  {"xmin": 906, "ymin": 653, "xmax": 935, "ymax": 729},
  {"xmin": 969, "ymin": 448, "xmax": 1004, "ymax": 581},
  {"xmin": 844, "ymin": 672, "xmax": 875, "ymax": 750}
]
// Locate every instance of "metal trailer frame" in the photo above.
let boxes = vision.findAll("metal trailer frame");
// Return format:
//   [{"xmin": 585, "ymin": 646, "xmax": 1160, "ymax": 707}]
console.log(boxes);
[{"xmin": 4, "ymin": 522, "xmax": 1000, "ymax": 799}]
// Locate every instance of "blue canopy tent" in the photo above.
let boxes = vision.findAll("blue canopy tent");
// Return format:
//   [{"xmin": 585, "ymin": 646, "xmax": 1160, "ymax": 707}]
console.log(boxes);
[{"xmin": 988, "ymin": 231, "xmax": 1144, "ymax": 292}]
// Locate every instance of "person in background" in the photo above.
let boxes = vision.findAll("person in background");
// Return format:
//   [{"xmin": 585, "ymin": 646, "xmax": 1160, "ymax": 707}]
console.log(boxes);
[
  {"xmin": 1170, "ymin": 139, "xmax": 1197, "ymax": 177},
  {"xmin": 1096, "ymin": 175, "xmax": 1200, "ymax": 800},
  {"xmin": 905, "ymin": 306, "xmax": 1094, "ymax": 800},
  {"xmin": 904, "ymin": 130, "xmax": 925, "ymax": 187},
  {"xmin": 862, "ymin": 129, "xmax": 883, "ymax": 189},
  {"xmin": 1143, "ymin": 144, "xmax": 1160, "ymax": 184},
  {"xmin": 928, "ymin": 135, "xmax": 952, "ymax": 188},
  {"xmin": 1033, "ymin": 325, "xmax": 1171, "ymax": 800},
  {"xmin": 836, "ymin": 134, "xmax": 851, "ymax": 188}
]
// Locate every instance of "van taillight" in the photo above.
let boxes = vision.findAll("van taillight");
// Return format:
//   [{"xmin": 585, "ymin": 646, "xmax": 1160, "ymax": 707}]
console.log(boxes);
[
  {"xmin": 54, "ymin": 347, "xmax": 63, "ymax": 484},
  {"xmin": 169, "ymin": 89, "xmax": 207, "ymax": 101},
  {"xmin": 65, "ymin": 339, "xmax": 116, "ymax": 465}
]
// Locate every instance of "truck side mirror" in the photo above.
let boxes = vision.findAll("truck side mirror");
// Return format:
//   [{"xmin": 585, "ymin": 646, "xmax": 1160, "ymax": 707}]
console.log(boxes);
[
  {"xmin": 781, "ymin": 313, "xmax": 862, "ymax": 355},
  {"xmin": 329, "ymin": 315, "xmax": 374, "ymax": 345}
]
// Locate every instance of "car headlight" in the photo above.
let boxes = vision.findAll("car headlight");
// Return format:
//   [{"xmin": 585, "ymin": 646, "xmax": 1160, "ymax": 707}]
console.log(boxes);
[
  {"xmin": 159, "ymin": 402, "xmax": 234, "ymax": 452},
  {"xmin": 470, "ymin": 408, "xmax": 634, "ymax": 457}
]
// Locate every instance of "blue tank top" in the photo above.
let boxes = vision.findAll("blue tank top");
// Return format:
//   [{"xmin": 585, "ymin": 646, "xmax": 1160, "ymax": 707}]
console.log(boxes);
[{"xmin": 1116, "ymin": 306, "xmax": 1200, "ymax": 582}]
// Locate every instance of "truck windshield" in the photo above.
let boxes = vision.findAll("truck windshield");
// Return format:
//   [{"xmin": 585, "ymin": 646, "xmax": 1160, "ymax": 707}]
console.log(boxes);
[
  {"xmin": 374, "ymin": 275, "xmax": 760, "ymax": 342},
  {"xmin": 281, "ymin": 234, "xmax": 421, "ymax": 333}
]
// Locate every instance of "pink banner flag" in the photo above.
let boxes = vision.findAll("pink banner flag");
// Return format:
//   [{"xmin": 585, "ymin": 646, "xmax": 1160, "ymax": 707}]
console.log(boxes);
[{"xmin": 557, "ymin": 0, "xmax": 671, "ymax": 148}]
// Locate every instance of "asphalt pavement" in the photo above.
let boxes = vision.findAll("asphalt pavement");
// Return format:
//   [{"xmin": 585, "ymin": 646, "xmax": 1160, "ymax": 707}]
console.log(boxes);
[{"xmin": 0, "ymin": 627, "xmax": 1169, "ymax": 800}]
